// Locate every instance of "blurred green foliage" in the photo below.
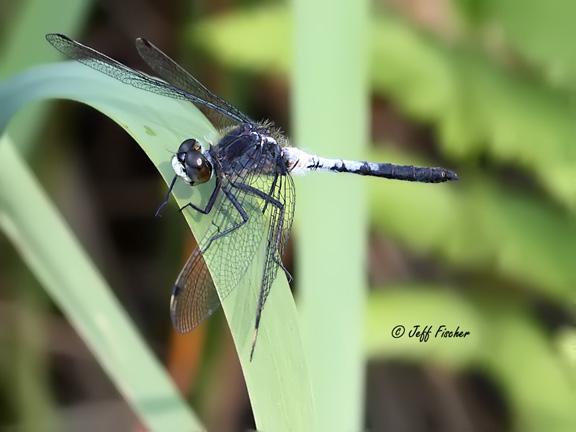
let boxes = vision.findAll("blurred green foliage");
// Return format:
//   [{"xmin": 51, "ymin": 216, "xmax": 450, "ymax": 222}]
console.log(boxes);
[
  {"xmin": 455, "ymin": 0, "xmax": 576, "ymax": 89},
  {"xmin": 191, "ymin": 2, "xmax": 576, "ymax": 430},
  {"xmin": 192, "ymin": 5, "xmax": 576, "ymax": 210},
  {"xmin": 2, "ymin": 0, "xmax": 576, "ymax": 431},
  {"xmin": 0, "ymin": 0, "xmax": 91, "ymax": 152}
]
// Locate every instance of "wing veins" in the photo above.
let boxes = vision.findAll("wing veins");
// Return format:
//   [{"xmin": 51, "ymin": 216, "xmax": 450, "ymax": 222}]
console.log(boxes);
[
  {"xmin": 135, "ymin": 38, "xmax": 251, "ymax": 125},
  {"xmin": 46, "ymin": 33, "xmax": 245, "ymax": 124}
]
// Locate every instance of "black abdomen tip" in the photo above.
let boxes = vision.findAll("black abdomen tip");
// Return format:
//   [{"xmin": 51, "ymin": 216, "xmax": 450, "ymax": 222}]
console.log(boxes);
[
  {"xmin": 416, "ymin": 167, "xmax": 459, "ymax": 183},
  {"xmin": 443, "ymin": 169, "xmax": 459, "ymax": 182}
]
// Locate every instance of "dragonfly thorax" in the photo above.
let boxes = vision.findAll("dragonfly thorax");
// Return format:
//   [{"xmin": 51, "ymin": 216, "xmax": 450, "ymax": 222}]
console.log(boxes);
[
  {"xmin": 214, "ymin": 123, "xmax": 284, "ymax": 175},
  {"xmin": 172, "ymin": 138, "xmax": 213, "ymax": 185}
]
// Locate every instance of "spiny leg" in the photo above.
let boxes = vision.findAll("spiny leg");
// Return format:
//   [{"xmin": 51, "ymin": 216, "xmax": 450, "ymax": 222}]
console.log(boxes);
[
  {"xmin": 261, "ymin": 172, "xmax": 279, "ymax": 215},
  {"xmin": 231, "ymin": 182, "xmax": 282, "ymax": 210},
  {"xmin": 155, "ymin": 175, "xmax": 178, "ymax": 217},
  {"xmin": 179, "ymin": 176, "xmax": 221, "ymax": 215},
  {"xmin": 231, "ymin": 181, "xmax": 291, "ymax": 279},
  {"xmin": 201, "ymin": 187, "xmax": 249, "ymax": 254}
]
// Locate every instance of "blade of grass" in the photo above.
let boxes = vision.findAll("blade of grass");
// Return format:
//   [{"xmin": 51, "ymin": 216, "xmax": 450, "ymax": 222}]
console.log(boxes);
[
  {"xmin": 0, "ymin": 135, "xmax": 202, "ymax": 430},
  {"xmin": 0, "ymin": 61, "xmax": 316, "ymax": 430},
  {"xmin": 0, "ymin": 0, "xmax": 91, "ymax": 153},
  {"xmin": 293, "ymin": 0, "xmax": 368, "ymax": 430},
  {"xmin": 12, "ymin": 286, "xmax": 60, "ymax": 431},
  {"xmin": 0, "ymin": 2, "xmax": 91, "ymax": 428},
  {"xmin": 0, "ymin": 0, "xmax": 91, "ymax": 77}
]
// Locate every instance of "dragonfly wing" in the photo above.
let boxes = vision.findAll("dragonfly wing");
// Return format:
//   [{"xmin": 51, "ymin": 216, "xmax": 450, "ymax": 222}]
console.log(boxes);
[
  {"xmin": 46, "ymin": 33, "xmax": 243, "ymax": 125},
  {"xmin": 170, "ymin": 179, "xmax": 266, "ymax": 332},
  {"xmin": 171, "ymin": 247, "xmax": 221, "ymax": 332},
  {"xmin": 135, "ymin": 37, "xmax": 252, "ymax": 127},
  {"xmin": 250, "ymin": 170, "xmax": 296, "ymax": 310},
  {"xmin": 217, "ymin": 131, "xmax": 296, "ymax": 318}
]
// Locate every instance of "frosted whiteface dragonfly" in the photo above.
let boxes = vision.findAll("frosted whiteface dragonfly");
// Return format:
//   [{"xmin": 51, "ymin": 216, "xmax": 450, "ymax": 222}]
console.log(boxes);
[{"xmin": 46, "ymin": 33, "xmax": 458, "ymax": 360}]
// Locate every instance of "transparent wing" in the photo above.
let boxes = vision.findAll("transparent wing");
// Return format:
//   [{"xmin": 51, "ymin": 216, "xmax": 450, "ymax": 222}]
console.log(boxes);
[
  {"xmin": 170, "ymin": 247, "xmax": 220, "ymax": 332},
  {"xmin": 45, "ymin": 33, "xmax": 244, "ymax": 125},
  {"xmin": 170, "ymin": 181, "xmax": 265, "ymax": 332},
  {"xmin": 275, "ymin": 172, "xmax": 296, "ymax": 258},
  {"xmin": 135, "ymin": 37, "xmax": 251, "ymax": 127},
  {"xmin": 215, "ymin": 128, "xmax": 296, "ymax": 312},
  {"xmin": 170, "ymin": 144, "xmax": 295, "ymax": 333},
  {"xmin": 250, "ymin": 170, "xmax": 296, "ymax": 312}
]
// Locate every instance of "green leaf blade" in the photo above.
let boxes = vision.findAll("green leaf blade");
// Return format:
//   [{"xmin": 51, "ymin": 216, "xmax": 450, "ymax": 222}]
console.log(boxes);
[{"xmin": 1, "ymin": 61, "xmax": 316, "ymax": 430}]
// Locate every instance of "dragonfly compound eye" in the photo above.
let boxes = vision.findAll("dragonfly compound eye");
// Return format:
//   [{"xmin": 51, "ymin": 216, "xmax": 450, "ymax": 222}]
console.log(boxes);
[
  {"xmin": 184, "ymin": 150, "xmax": 212, "ymax": 185},
  {"xmin": 178, "ymin": 138, "xmax": 199, "ymax": 153}
]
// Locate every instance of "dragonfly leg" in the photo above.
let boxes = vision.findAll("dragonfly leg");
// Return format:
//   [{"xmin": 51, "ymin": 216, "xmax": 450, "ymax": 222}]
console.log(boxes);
[
  {"xmin": 179, "ymin": 176, "xmax": 221, "ymax": 214},
  {"xmin": 261, "ymin": 173, "xmax": 279, "ymax": 214},
  {"xmin": 230, "ymin": 182, "xmax": 282, "ymax": 209},
  {"xmin": 200, "ymin": 187, "xmax": 248, "ymax": 254},
  {"xmin": 231, "ymin": 181, "xmax": 291, "ymax": 280},
  {"xmin": 155, "ymin": 175, "xmax": 178, "ymax": 217}
]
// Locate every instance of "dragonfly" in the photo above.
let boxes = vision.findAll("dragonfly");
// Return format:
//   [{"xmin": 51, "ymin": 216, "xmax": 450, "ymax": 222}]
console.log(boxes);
[{"xmin": 46, "ymin": 33, "xmax": 458, "ymax": 360}]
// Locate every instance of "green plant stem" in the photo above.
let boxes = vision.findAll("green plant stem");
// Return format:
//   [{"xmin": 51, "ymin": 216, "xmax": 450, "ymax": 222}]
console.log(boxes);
[
  {"xmin": 0, "ymin": 137, "xmax": 202, "ymax": 431},
  {"xmin": 293, "ymin": 0, "xmax": 369, "ymax": 430},
  {"xmin": 1, "ymin": 61, "xmax": 317, "ymax": 431}
]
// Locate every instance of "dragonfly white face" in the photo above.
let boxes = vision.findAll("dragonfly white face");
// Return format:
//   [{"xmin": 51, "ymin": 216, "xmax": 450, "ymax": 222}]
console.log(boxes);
[{"xmin": 171, "ymin": 155, "xmax": 192, "ymax": 183}]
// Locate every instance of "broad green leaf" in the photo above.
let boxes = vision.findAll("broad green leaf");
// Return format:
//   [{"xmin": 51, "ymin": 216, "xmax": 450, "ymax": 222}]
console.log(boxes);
[
  {"xmin": 1, "ymin": 1, "xmax": 89, "ymax": 428},
  {"xmin": 293, "ymin": 0, "xmax": 368, "ymax": 430},
  {"xmin": 0, "ymin": 62, "xmax": 316, "ymax": 431},
  {"xmin": 198, "ymin": 5, "xmax": 369, "ymax": 429},
  {"xmin": 0, "ymin": 67, "xmax": 202, "ymax": 430}
]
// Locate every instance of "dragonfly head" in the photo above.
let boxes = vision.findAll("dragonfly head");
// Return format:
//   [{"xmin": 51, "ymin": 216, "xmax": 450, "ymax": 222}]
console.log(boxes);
[{"xmin": 172, "ymin": 138, "xmax": 213, "ymax": 185}]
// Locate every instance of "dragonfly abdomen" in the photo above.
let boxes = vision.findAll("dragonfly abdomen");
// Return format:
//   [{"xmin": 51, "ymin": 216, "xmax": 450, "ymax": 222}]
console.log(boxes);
[
  {"xmin": 329, "ymin": 159, "xmax": 457, "ymax": 183},
  {"xmin": 283, "ymin": 147, "xmax": 457, "ymax": 183}
]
